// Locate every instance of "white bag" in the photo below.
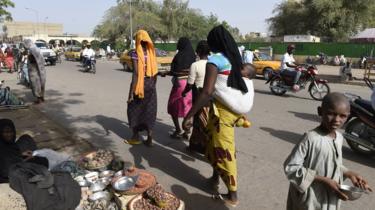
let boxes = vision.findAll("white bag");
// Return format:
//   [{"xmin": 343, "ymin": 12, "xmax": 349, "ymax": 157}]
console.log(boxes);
[{"xmin": 214, "ymin": 74, "xmax": 254, "ymax": 114}]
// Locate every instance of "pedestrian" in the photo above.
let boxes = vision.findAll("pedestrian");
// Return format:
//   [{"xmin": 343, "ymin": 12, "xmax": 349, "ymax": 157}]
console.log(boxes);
[
  {"xmin": 125, "ymin": 30, "xmax": 158, "ymax": 147},
  {"xmin": 24, "ymin": 39, "xmax": 46, "ymax": 104},
  {"xmin": 0, "ymin": 48, "xmax": 4, "ymax": 73},
  {"xmin": 168, "ymin": 37, "xmax": 196, "ymax": 139},
  {"xmin": 284, "ymin": 92, "xmax": 372, "ymax": 210},
  {"xmin": 181, "ymin": 40, "xmax": 210, "ymax": 154},
  {"xmin": 4, "ymin": 47, "xmax": 14, "ymax": 73},
  {"xmin": 182, "ymin": 25, "xmax": 251, "ymax": 207}
]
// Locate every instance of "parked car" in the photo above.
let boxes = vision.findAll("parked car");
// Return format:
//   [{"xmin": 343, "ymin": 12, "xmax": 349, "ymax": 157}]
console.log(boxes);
[
  {"xmin": 253, "ymin": 52, "xmax": 281, "ymax": 80},
  {"xmin": 64, "ymin": 46, "xmax": 82, "ymax": 61},
  {"xmin": 35, "ymin": 41, "xmax": 57, "ymax": 65},
  {"xmin": 119, "ymin": 49, "xmax": 173, "ymax": 72}
]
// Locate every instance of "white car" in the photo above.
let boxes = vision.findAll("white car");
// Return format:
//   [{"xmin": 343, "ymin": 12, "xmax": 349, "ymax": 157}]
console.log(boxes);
[{"xmin": 35, "ymin": 41, "xmax": 57, "ymax": 65}]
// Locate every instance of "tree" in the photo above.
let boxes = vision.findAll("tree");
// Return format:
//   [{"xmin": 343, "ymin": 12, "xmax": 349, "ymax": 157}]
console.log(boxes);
[
  {"xmin": 94, "ymin": 0, "xmax": 241, "ymax": 45},
  {"xmin": 267, "ymin": 0, "xmax": 375, "ymax": 42},
  {"xmin": 0, "ymin": 0, "xmax": 14, "ymax": 21}
]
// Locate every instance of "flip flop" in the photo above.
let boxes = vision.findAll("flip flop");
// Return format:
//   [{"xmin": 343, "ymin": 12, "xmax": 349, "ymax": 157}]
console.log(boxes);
[
  {"xmin": 170, "ymin": 131, "xmax": 183, "ymax": 139},
  {"xmin": 124, "ymin": 139, "xmax": 142, "ymax": 145},
  {"xmin": 212, "ymin": 194, "xmax": 239, "ymax": 208}
]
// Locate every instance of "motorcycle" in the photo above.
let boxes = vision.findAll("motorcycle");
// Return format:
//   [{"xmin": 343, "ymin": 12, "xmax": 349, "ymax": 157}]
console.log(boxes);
[
  {"xmin": 265, "ymin": 65, "xmax": 330, "ymax": 101},
  {"xmin": 317, "ymin": 52, "xmax": 328, "ymax": 65},
  {"xmin": 83, "ymin": 56, "xmax": 96, "ymax": 74},
  {"xmin": 343, "ymin": 78, "xmax": 375, "ymax": 156}
]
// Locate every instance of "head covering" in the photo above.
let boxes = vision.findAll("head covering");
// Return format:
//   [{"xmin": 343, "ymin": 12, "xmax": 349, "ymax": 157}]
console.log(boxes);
[
  {"xmin": 23, "ymin": 39, "xmax": 45, "ymax": 72},
  {"xmin": 171, "ymin": 37, "xmax": 196, "ymax": 72},
  {"xmin": 134, "ymin": 30, "xmax": 158, "ymax": 98},
  {"xmin": 0, "ymin": 119, "xmax": 22, "ymax": 183},
  {"xmin": 207, "ymin": 25, "xmax": 248, "ymax": 93},
  {"xmin": 0, "ymin": 118, "xmax": 16, "ymax": 144}
]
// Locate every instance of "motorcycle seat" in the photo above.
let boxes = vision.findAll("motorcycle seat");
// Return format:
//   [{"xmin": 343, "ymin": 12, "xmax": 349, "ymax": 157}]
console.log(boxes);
[{"xmin": 354, "ymin": 99, "xmax": 375, "ymax": 115}]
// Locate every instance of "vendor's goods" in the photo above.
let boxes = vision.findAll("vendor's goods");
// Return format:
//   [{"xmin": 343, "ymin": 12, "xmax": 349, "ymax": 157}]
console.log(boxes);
[{"xmin": 81, "ymin": 149, "xmax": 113, "ymax": 170}]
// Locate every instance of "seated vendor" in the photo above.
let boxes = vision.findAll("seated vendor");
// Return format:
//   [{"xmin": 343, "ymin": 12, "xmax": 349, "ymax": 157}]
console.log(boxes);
[{"xmin": 0, "ymin": 119, "xmax": 48, "ymax": 183}]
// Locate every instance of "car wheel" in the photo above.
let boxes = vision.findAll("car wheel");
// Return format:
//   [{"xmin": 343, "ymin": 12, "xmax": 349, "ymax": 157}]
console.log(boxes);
[{"xmin": 263, "ymin": 68, "xmax": 273, "ymax": 80}]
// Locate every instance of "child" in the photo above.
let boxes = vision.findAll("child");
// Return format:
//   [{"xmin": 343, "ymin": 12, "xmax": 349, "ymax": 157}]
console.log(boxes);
[{"xmin": 284, "ymin": 92, "xmax": 372, "ymax": 210}]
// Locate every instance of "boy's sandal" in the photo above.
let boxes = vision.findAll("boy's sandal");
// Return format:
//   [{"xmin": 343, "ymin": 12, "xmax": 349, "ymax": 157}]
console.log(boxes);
[
  {"xmin": 170, "ymin": 131, "xmax": 183, "ymax": 139},
  {"xmin": 212, "ymin": 194, "xmax": 239, "ymax": 208},
  {"xmin": 144, "ymin": 138, "xmax": 153, "ymax": 147},
  {"xmin": 124, "ymin": 139, "xmax": 142, "ymax": 145}
]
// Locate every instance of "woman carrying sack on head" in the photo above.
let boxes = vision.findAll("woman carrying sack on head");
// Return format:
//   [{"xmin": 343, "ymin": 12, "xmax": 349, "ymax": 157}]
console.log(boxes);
[
  {"xmin": 125, "ymin": 30, "xmax": 158, "ymax": 147},
  {"xmin": 183, "ymin": 25, "xmax": 254, "ymax": 208}
]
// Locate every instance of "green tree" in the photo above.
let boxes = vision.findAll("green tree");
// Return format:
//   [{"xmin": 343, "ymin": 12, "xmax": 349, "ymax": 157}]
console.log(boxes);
[
  {"xmin": 0, "ymin": 0, "xmax": 14, "ymax": 21},
  {"xmin": 267, "ymin": 0, "xmax": 375, "ymax": 42}
]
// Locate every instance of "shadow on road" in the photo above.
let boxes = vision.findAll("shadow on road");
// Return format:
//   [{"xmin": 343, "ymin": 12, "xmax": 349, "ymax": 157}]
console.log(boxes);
[
  {"xmin": 254, "ymin": 89, "xmax": 316, "ymax": 102},
  {"xmin": 260, "ymin": 127, "xmax": 302, "ymax": 145},
  {"xmin": 260, "ymin": 127, "xmax": 375, "ymax": 168},
  {"xmin": 171, "ymin": 184, "xmax": 230, "ymax": 210},
  {"xmin": 288, "ymin": 111, "xmax": 320, "ymax": 122}
]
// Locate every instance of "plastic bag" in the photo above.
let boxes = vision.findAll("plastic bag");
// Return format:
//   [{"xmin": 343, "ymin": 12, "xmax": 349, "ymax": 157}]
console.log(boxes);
[{"xmin": 33, "ymin": 149, "xmax": 71, "ymax": 170}]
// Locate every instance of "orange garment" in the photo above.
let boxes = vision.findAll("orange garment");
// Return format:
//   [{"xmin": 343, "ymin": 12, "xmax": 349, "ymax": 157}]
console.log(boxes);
[{"xmin": 134, "ymin": 30, "xmax": 158, "ymax": 98}]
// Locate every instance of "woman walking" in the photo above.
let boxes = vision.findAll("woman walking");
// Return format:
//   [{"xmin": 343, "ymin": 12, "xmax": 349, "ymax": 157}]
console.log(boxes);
[
  {"xmin": 183, "ymin": 25, "xmax": 250, "ymax": 207},
  {"xmin": 125, "ymin": 30, "xmax": 158, "ymax": 147},
  {"xmin": 24, "ymin": 39, "xmax": 46, "ymax": 104},
  {"xmin": 168, "ymin": 37, "xmax": 196, "ymax": 139},
  {"xmin": 4, "ymin": 47, "xmax": 14, "ymax": 73},
  {"xmin": 181, "ymin": 40, "xmax": 210, "ymax": 154}
]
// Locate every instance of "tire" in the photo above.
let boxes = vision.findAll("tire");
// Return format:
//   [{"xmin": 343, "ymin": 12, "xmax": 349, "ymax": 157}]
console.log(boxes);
[
  {"xmin": 270, "ymin": 77, "xmax": 287, "ymax": 96},
  {"xmin": 308, "ymin": 82, "xmax": 330, "ymax": 101},
  {"xmin": 345, "ymin": 118, "xmax": 375, "ymax": 156},
  {"xmin": 92, "ymin": 63, "xmax": 96, "ymax": 74},
  {"xmin": 50, "ymin": 61, "xmax": 56, "ymax": 66},
  {"xmin": 263, "ymin": 68, "xmax": 273, "ymax": 80}
]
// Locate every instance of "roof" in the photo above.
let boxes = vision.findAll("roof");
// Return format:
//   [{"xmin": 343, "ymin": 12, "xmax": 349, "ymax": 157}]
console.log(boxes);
[{"xmin": 352, "ymin": 28, "xmax": 375, "ymax": 39}]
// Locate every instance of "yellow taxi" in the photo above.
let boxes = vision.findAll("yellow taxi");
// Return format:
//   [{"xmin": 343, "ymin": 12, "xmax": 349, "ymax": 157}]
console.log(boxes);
[
  {"xmin": 119, "ymin": 50, "xmax": 173, "ymax": 72},
  {"xmin": 253, "ymin": 52, "xmax": 281, "ymax": 80},
  {"xmin": 64, "ymin": 46, "xmax": 82, "ymax": 61}
]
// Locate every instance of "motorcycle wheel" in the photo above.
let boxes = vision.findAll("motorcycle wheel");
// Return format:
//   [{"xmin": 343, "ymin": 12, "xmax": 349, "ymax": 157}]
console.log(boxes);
[
  {"xmin": 263, "ymin": 68, "xmax": 273, "ymax": 80},
  {"xmin": 309, "ymin": 82, "xmax": 330, "ymax": 101},
  {"xmin": 270, "ymin": 77, "xmax": 287, "ymax": 96},
  {"xmin": 345, "ymin": 118, "xmax": 375, "ymax": 156}
]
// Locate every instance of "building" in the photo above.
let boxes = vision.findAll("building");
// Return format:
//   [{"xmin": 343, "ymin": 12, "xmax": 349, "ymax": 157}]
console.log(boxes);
[
  {"xmin": 2, "ymin": 21, "xmax": 98, "ymax": 45},
  {"xmin": 284, "ymin": 35, "xmax": 320, "ymax": 43},
  {"xmin": 4, "ymin": 21, "xmax": 63, "ymax": 37},
  {"xmin": 351, "ymin": 28, "xmax": 375, "ymax": 43}
]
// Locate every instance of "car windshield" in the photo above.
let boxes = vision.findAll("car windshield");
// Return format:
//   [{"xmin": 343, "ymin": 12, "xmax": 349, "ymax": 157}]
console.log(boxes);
[
  {"xmin": 73, "ymin": 47, "xmax": 81, "ymax": 52},
  {"xmin": 257, "ymin": 53, "xmax": 272, "ymax": 61},
  {"xmin": 35, "ymin": 42, "xmax": 47, "ymax": 48}
]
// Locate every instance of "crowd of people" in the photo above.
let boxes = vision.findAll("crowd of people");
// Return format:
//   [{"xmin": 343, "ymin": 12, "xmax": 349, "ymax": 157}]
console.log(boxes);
[{"xmin": 1, "ymin": 24, "xmax": 373, "ymax": 209}]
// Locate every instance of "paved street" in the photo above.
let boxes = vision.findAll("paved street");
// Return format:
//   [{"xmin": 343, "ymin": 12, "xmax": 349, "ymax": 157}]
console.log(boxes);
[{"xmin": 1, "ymin": 60, "xmax": 375, "ymax": 210}]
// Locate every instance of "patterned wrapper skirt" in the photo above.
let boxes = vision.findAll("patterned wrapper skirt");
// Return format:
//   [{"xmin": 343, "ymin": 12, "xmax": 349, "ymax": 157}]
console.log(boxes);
[
  {"xmin": 167, "ymin": 78, "xmax": 192, "ymax": 118},
  {"xmin": 127, "ymin": 77, "xmax": 157, "ymax": 131},
  {"xmin": 206, "ymin": 100, "xmax": 241, "ymax": 191}
]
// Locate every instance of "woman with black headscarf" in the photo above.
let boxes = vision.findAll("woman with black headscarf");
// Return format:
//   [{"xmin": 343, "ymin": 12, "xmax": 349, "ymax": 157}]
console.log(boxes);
[
  {"xmin": 167, "ymin": 37, "xmax": 196, "ymax": 139},
  {"xmin": 182, "ymin": 25, "xmax": 250, "ymax": 207},
  {"xmin": 0, "ymin": 119, "xmax": 47, "ymax": 183}
]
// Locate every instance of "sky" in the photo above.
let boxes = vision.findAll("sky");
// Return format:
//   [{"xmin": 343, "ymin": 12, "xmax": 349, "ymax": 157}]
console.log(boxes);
[{"xmin": 7, "ymin": 0, "xmax": 282, "ymax": 36}]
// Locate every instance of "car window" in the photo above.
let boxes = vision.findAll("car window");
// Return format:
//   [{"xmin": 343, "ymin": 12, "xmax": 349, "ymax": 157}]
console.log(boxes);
[
  {"xmin": 35, "ymin": 42, "xmax": 47, "ymax": 48},
  {"xmin": 257, "ymin": 53, "xmax": 272, "ymax": 61}
]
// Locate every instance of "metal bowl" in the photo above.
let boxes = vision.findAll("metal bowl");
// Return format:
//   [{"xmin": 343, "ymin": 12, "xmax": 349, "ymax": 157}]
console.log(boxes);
[
  {"xmin": 89, "ymin": 182, "xmax": 106, "ymax": 192},
  {"xmin": 89, "ymin": 191, "xmax": 111, "ymax": 202},
  {"xmin": 112, "ymin": 176, "xmax": 137, "ymax": 192},
  {"xmin": 340, "ymin": 185, "xmax": 364, "ymax": 200},
  {"xmin": 114, "ymin": 170, "xmax": 123, "ymax": 177},
  {"xmin": 85, "ymin": 171, "xmax": 99, "ymax": 183},
  {"xmin": 77, "ymin": 179, "xmax": 90, "ymax": 187},
  {"xmin": 98, "ymin": 177, "xmax": 111, "ymax": 186},
  {"xmin": 99, "ymin": 170, "xmax": 114, "ymax": 178}
]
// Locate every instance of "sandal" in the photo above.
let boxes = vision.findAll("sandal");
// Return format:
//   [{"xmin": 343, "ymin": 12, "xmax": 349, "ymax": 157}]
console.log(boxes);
[
  {"xmin": 170, "ymin": 131, "xmax": 183, "ymax": 139},
  {"xmin": 212, "ymin": 194, "xmax": 239, "ymax": 208},
  {"xmin": 124, "ymin": 139, "xmax": 142, "ymax": 145},
  {"xmin": 144, "ymin": 137, "xmax": 153, "ymax": 147}
]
